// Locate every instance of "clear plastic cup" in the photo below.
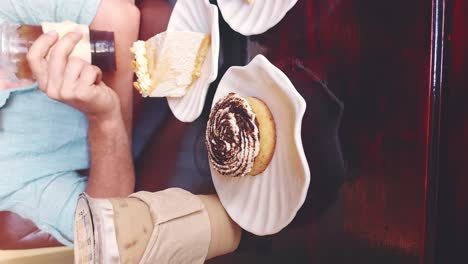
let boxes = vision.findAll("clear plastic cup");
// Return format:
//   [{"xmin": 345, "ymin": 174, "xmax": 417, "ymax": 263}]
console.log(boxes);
[{"xmin": 0, "ymin": 22, "xmax": 116, "ymax": 83}]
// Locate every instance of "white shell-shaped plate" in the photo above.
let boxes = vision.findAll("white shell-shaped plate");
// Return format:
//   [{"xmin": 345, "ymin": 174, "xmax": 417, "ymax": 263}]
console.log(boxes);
[
  {"xmin": 210, "ymin": 55, "xmax": 310, "ymax": 235},
  {"xmin": 217, "ymin": 0, "xmax": 298, "ymax": 36},
  {"xmin": 166, "ymin": 0, "xmax": 220, "ymax": 122}
]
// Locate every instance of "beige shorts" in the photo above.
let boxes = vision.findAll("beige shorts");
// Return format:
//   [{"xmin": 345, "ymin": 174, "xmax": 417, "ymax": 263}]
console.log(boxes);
[{"xmin": 74, "ymin": 188, "xmax": 211, "ymax": 264}]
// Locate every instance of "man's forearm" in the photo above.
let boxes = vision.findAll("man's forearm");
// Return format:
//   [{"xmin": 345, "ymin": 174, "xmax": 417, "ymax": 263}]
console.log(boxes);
[{"xmin": 85, "ymin": 114, "xmax": 135, "ymax": 198}]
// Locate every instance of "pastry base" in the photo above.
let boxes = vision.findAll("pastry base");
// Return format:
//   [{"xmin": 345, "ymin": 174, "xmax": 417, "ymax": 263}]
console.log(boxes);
[{"xmin": 245, "ymin": 96, "xmax": 276, "ymax": 176}]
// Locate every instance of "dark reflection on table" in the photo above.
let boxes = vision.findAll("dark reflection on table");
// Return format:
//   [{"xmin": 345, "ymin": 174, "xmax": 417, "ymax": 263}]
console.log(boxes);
[
  {"xmin": 136, "ymin": 0, "xmax": 433, "ymax": 263},
  {"xmin": 209, "ymin": 0, "xmax": 432, "ymax": 263}
]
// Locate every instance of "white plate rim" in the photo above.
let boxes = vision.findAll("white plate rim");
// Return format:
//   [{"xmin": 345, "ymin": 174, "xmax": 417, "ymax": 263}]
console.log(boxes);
[
  {"xmin": 166, "ymin": 0, "xmax": 220, "ymax": 122},
  {"xmin": 217, "ymin": 0, "xmax": 299, "ymax": 36}
]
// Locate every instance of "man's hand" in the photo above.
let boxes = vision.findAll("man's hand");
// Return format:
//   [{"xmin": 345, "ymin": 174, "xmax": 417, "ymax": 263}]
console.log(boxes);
[
  {"xmin": 27, "ymin": 30, "xmax": 135, "ymax": 198},
  {"xmin": 27, "ymin": 31, "xmax": 120, "ymax": 121}
]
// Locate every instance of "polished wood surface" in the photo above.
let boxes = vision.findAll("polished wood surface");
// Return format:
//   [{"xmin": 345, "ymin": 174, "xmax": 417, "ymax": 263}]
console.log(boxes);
[{"xmin": 209, "ymin": 0, "xmax": 433, "ymax": 263}]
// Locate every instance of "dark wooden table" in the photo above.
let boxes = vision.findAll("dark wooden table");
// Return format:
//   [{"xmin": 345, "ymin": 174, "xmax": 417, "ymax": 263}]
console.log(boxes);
[
  {"xmin": 207, "ymin": 0, "xmax": 435, "ymax": 263},
  {"xmin": 136, "ymin": 0, "xmax": 464, "ymax": 263}
]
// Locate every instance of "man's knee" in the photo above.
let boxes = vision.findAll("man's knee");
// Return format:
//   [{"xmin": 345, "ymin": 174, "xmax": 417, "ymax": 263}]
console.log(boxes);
[
  {"xmin": 91, "ymin": 0, "xmax": 141, "ymax": 33},
  {"xmin": 125, "ymin": 2, "xmax": 141, "ymax": 29},
  {"xmin": 115, "ymin": 1, "xmax": 141, "ymax": 31}
]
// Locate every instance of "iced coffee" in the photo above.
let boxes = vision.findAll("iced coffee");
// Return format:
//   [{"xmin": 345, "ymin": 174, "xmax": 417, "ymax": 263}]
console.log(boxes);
[{"xmin": 0, "ymin": 21, "xmax": 116, "ymax": 83}]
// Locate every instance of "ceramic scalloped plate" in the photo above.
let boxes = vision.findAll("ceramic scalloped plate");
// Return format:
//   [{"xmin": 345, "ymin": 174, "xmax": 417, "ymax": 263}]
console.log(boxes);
[
  {"xmin": 210, "ymin": 55, "xmax": 310, "ymax": 235},
  {"xmin": 217, "ymin": 0, "xmax": 298, "ymax": 36},
  {"xmin": 166, "ymin": 0, "xmax": 220, "ymax": 122}
]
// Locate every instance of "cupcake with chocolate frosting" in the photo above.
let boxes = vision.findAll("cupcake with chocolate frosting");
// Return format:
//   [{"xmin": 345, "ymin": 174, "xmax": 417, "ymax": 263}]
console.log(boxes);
[{"xmin": 206, "ymin": 93, "xmax": 276, "ymax": 177}]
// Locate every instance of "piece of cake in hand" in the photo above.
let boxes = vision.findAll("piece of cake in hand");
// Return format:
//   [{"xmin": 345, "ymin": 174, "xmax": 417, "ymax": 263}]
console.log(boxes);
[
  {"xmin": 205, "ymin": 93, "xmax": 276, "ymax": 177},
  {"xmin": 130, "ymin": 31, "xmax": 211, "ymax": 97}
]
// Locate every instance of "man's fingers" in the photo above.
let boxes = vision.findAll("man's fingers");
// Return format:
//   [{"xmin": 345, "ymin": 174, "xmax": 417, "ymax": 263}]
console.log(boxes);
[
  {"xmin": 61, "ymin": 58, "xmax": 86, "ymax": 99},
  {"xmin": 26, "ymin": 31, "xmax": 58, "ymax": 91},
  {"xmin": 80, "ymin": 65, "xmax": 103, "ymax": 86},
  {"xmin": 47, "ymin": 32, "xmax": 83, "ymax": 97},
  {"xmin": 76, "ymin": 65, "xmax": 102, "ymax": 101}
]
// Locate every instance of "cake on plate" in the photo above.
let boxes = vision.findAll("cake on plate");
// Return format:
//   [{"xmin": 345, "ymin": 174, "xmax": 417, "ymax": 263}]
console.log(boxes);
[{"xmin": 131, "ymin": 31, "xmax": 211, "ymax": 97}]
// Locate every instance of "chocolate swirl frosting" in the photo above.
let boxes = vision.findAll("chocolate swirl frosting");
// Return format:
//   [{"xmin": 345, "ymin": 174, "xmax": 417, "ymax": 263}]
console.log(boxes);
[{"xmin": 206, "ymin": 93, "xmax": 260, "ymax": 177}]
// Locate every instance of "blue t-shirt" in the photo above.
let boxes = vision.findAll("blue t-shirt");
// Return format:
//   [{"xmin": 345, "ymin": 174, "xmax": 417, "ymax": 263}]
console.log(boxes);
[{"xmin": 0, "ymin": 0, "xmax": 101, "ymax": 247}]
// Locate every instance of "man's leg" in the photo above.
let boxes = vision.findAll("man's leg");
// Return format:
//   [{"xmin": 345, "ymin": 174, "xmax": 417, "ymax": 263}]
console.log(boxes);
[{"xmin": 90, "ymin": 0, "xmax": 141, "ymax": 137}]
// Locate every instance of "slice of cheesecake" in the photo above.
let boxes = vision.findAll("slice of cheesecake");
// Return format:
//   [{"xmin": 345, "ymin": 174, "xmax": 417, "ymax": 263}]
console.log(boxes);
[{"xmin": 131, "ymin": 31, "xmax": 211, "ymax": 97}]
